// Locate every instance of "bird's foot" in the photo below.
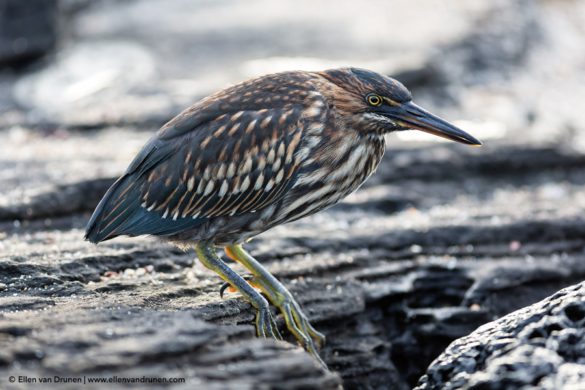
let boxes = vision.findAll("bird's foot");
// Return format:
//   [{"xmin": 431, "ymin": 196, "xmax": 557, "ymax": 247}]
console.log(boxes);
[
  {"xmin": 223, "ymin": 244, "xmax": 328, "ymax": 369},
  {"xmin": 217, "ymin": 276, "xmax": 282, "ymax": 340},
  {"xmin": 218, "ymin": 274, "xmax": 325, "ymax": 365},
  {"xmin": 255, "ymin": 305, "xmax": 283, "ymax": 340},
  {"xmin": 275, "ymin": 290, "xmax": 327, "ymax": 367},
  {"xmin": 194, "ymin": 243, "xmax": 283, "ymax": 343}
]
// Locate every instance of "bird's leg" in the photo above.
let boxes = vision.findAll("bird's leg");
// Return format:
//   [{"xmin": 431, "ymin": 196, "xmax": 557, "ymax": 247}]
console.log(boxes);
[
  {"xmin": 224, "ymin": 244, "xmax": 326, "ymax": 367},
  {"xmin": 194, "ymin": 242, "xmax": 282, "ymax": 340},
  {"xmin": 219, "ymin": 275, "xmax": 262, "ymax": 298}
]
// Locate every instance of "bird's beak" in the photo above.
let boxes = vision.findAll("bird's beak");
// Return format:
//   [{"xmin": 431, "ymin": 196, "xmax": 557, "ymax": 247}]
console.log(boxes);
[{"xmin": 387, "ymin": 101, "xmax": 482, "ymax": 146}]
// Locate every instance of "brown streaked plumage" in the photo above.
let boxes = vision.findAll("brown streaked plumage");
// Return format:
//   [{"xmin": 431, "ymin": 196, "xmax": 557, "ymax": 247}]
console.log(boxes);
[{"xmin": 85, "ymin": 67, "xmax": 481, "ymax": 368}]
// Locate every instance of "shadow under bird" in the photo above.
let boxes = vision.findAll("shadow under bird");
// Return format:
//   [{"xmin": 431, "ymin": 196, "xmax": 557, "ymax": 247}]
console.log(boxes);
[{"xmin": 85, "ymin": 67, "xmax": 481, "ymax": 368}]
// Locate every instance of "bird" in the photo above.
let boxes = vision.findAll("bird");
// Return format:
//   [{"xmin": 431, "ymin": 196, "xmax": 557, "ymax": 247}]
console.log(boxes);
[{"xmin": 85, "ymin": 67, "xmax": 481, "ymax": 368}]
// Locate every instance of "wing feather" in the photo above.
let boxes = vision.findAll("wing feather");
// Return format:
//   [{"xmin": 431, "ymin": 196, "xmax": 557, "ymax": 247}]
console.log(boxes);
[
  {"xmin": 85, "ymin": 71, "xmax": 326, "ymax": 242},
  {"xmin": 143, "ymin": 111, "xmax": 305, "ymax": 222}
]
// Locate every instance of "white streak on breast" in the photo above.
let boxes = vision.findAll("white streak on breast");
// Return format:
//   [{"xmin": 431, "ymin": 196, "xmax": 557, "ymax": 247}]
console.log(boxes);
[
  {"xmin": 328, "ymin": 144, "xmax": 366, "ymax": 181},
  {"xmin": 280, "ymin": 183, "xmax": 335, "ymax": 216}
]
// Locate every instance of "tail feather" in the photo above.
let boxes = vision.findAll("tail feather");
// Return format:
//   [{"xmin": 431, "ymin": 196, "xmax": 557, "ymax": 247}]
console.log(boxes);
[
  {"xmin": 85, "ymin": 174, "xmax": 201, "ymax": 243},
  {"xmin": 85, "ymin": 137, "xmax": 205, "ymax": 243},
  {"xmin": 85, "ymin": 175, "xmax": 140, "ymax": 243}
]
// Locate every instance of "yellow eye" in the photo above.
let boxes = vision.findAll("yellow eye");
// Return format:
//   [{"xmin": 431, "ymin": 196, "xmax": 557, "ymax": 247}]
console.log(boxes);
[{"xmin": 366, "ymin": 94, "xmax": 382, "ymax": 107}]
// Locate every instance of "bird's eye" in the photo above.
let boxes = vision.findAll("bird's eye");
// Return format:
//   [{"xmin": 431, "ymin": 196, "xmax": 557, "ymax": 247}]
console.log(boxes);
[{"xmin": 366, "ymin": 94, "xmax": 383, "ymax": 107}]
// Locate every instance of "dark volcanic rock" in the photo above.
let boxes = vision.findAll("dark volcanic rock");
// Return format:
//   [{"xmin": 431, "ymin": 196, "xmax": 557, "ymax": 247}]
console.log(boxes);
[
  {"xmin": 0, "ymin": 178, "xmax": 115, "ymax": 222},
  {"xmin": 2, "ymin": 137, "xmax": 585, "ymax": 389},
  {"xmin": 2, "ymin": 0, "xmax": 585, "ymax": 389},
  {"xmin": 0, "ymin": 308, "xmax": 341, "ymax": 389},
  {"xmin": 415, "ymin": 282, "xmax": 585, "ymax": 390},
  {"xmin": 0, "ymin": 0, "xmax": 58, "ymax": 67}
]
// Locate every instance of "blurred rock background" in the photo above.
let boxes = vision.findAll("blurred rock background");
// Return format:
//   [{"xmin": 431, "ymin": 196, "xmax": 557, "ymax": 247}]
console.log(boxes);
[{"xmin": 1, "ymin": 0, "xmax": 585, "ymax": 389}]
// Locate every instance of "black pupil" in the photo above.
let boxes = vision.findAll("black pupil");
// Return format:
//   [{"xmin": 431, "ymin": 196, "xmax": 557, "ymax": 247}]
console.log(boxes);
[{"xmin": 369, "ymin": 96, "xmax": 380, "ymax": 105}]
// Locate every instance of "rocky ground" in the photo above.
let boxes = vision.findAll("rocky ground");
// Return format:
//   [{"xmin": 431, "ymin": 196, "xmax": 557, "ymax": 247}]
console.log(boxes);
[
  {"xmin": 1, "ymin": 0, "xmax": 585, "ymax": 389},
  {"xmin": 416, "ymin": 282, "xmax": 585, "ymax": 389}
]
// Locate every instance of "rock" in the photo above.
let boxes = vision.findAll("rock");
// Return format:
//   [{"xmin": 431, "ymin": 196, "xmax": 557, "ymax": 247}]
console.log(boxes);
[
  {"xmin": 2, "ymin": 0, "xmax": 585, "ymax": 388},
  {"xmin": 0, "ymin": 309, "xmax": 342, "ymax": 389},
  {"xmin": 0, "ymin": 178, "xmax": 115, "ymax": 222},
  {"xmin": 0, "ymin": 0, "xmax": 58, "ymax": 67},
  {"xmin": 13, "ymin": 41, "xmax": 169, "ymax": 128},
  {"xmin": 2, "ymin": 130, "xmax": 585, "ymax": 388},
  {"xmin": 415, "ymin": 282, "xmax": 585, "ymax": 390}
]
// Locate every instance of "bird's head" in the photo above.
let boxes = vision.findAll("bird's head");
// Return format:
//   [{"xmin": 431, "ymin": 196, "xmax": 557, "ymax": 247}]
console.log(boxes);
[{"xmin": 319, "ymin": 67, "xmax": 481, "ymax": 146}]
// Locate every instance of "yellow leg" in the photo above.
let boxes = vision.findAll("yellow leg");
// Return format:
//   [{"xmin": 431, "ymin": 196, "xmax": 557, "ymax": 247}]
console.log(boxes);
[
  {"xmin": 225, "ymin": 244, "xmax": 326, "ymax": 368},
  {"xmin": 194, "ymin": 242, "xmax": 281, "ymax": 340}
]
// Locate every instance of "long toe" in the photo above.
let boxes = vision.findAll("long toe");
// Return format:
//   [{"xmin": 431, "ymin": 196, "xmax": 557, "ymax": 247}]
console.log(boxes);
[
  {"xmin": 294, "ymin": 303, "xmax": 326, "ymax": 349},
  {"xmin": 222, "ymin": 245, "xmax": 326, "ymax": 366},
  {"xmin": 281, "ymin": 299, "xmax": 328, "ymax": 369},
  {"xmin": 256, "ymin": 307, "xmax": 283, "ymax": 340}
]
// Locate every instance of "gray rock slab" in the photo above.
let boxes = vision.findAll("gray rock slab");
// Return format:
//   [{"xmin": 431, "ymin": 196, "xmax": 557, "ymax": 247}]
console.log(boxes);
[
  {"xmin": 2, "ymin": 132, "xmax": 585, "ymax": 388},
  {"xmin": 1, "ymin": 0, "xmax": 585, "ymax": 389},
  {"xmin": 1, "ymin": 308, "xmax": 341, "ymax": 389}
]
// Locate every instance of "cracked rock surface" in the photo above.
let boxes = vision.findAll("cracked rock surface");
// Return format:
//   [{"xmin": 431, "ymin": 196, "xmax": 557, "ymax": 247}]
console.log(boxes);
[
  {"xmin": 1, "ymin": 0, "xmax": 585, "ymax": 389},
  {"xmin": 415, "ymin": 282, "xmax": 585, "ymax": 390}
]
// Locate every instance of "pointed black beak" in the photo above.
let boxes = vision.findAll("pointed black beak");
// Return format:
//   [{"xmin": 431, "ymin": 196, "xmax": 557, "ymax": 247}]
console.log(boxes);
[{"xmin": 387, "ymin": 101, "xmax": 482, "ymax": 146}]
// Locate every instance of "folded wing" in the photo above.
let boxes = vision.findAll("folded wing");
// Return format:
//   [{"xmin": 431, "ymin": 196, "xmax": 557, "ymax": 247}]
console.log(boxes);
[{"xmin": 85, "ymin": 102, "xmax": 309, "ymax": 243}]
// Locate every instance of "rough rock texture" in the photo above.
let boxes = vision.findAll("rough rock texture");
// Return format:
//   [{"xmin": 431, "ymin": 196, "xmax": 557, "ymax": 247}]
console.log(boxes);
[
  {"xmin": 415, "ymin": 282, "xmax": 585, "ymax": 390},
  {"xmin": 1, "ymin": 0, "xmax": 585, "ymax": 389},
  {"xmin": 0, "ymin": 308, "xmax": 341, "ymax": 389}
]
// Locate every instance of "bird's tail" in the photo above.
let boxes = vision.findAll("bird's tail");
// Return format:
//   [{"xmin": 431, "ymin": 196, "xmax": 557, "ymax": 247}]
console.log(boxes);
[
  {"xmin": 85, "ymin": 174, "xmax": 199, "ymax": 243},
  {"xmin": 84, "ymin": 175, "xmax": 142, "ymax": 243}
]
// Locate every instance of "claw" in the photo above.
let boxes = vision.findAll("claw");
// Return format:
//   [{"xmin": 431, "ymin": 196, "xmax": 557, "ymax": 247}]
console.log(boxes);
[
  {"xmin": 219, "ymin": 282, "xmax": 236, "ymax": 299},
  {"xmin": 256, "ymin": 307, "xmax": 282, "ymax": 340},
  {"xmin": 223, "ymin": 244, "xmax": 327, "ymax": 368}
]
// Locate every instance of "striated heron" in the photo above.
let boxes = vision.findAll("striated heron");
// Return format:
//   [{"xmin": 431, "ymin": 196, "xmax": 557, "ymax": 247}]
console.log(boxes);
[{"xmin": 85, "ymin": 68, "xmax": 481, "ymax": 368}]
